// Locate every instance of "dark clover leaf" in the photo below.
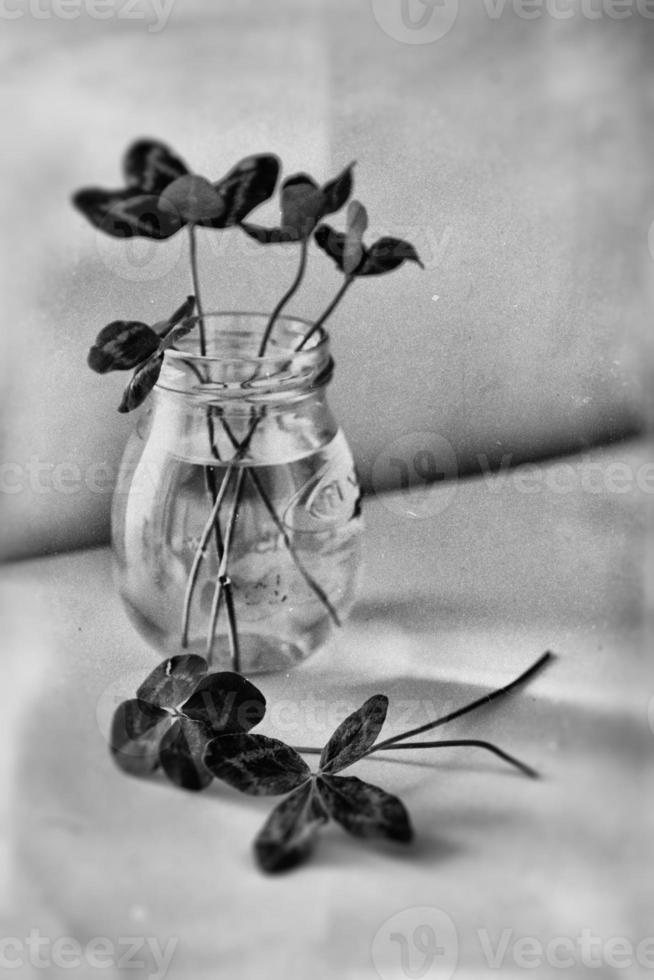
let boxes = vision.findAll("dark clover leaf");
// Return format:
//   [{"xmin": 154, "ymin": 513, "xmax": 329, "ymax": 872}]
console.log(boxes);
[
  {"xmin": 118, "ymin": 352, "xmax": 163, "ymax": 414},
  {"xmin": 254, "ymin": 781, "xmax": 328, "ymax": 873},
  {"xmin": 319, "ymin": 694, "xmax": 388, "ymax": 774},
  {"xmin": 86, "ymin": 295, "xmax": 197, "ymax": 413},
  {"xmin": 110, "ymin": 698, "xmax": 170, "ymax": 777},
  {"xmin": 360, "ymin": 237, "xmax": 424, "ymax": 276},
  {"xmin": 204, "ymin": 733, "xmax": 310, "ymax": 796},
  {"xmin": 238, "ymin": 223, "xmax": 299, "ymax": 245},
  {"xmin": 182, "ymin": 672, "xmax": 266, "ymax": 735},
  {"xmin": 166, "ymin": 294, "xmax": 196, "ymax": 328},
  {"xmin": 203, "ymin": 154, "xmax": 281, "ymax": 229},
  {"xmin": 87, "ymin": 321, "xmax": 159, "ymax": 374},
  {"xmin": 73, "ymin": 140, "xmax": 279, "ymax": 239},
  {"xmin": 317, "ymin": 774, "xmax": 413, "ymax": 843},
  {"xmin": 123, "ymin": 139, "xmax": 190, "ymax": 194},
  {"xmin": 241, "ymin": 162, "xmax": 354, "ymax": 245},
  {"xmin": 315, "ymin": 201, "xmax": 424, "ymax": 277},
  {"xmin": 136, "ymin": 653, "xmax": 208, "ymax": 709},
  {"xmin": 159, "ymin": 174, "xmax": 228, "ymax": 224},
  {"xmin": 280, "ymin": 175, "xmax": 322, "ymax": 237},
  {"xmin": 109, "ymin": 665, "xmax": 269, "ymax": 795},
  {"xmin": 72, "ymin": 187, "xmax": 185, "ymax": 240},
  {"xmin": 314, "ymin": 224, "xmax": 347, "ymax": 269},
  {"xmin": 159, "ymin": 716, "xmax": 213, "ymax": 792},
  {"xmin": 320, "ymin": 162, "xmax": 355, "ymax": 218},
  {"xmin": 342, "ymin": 200, "xmax": 368, "ymax": 276}
]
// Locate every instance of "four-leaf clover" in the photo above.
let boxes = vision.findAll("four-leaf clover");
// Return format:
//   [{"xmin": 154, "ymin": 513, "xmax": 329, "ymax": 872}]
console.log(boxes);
[
  {"xmin": 87, "ymin": 295, "xmax": 197, "ymax": 413},
  {"xmin": 110, "ymin": 655, "xmax": 266, "ymax": 791},
  {"xmin": 73, "ymin": 139, "xmax": 280, "ymax": 239},
  {"xmin": 241, "ymin": 162, "xmax": 355, "ymax": 244},
  {"xmin": 315, "ymin": 200, "xmax": 424, "ymax": 276},
  {"xmin": 203, "ymin": 693, "xmax": 412, "ymax": 872}
]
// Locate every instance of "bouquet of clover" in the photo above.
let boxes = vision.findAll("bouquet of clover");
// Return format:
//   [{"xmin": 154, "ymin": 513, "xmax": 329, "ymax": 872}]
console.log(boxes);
[
  {"xmin": 73, "ymin": 139, "xmax": 424, "ymax": 670},
  {"xmin": 73, "ymin": 139, "xmax": 552, "ymax": 874}
]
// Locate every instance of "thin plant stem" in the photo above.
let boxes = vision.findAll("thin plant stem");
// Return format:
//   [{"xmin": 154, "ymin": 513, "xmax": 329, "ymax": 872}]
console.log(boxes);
[
  {"xmin": 214, "ymin": 414, "xmax": 341, "ymax": 626},
  {"xmin": 291, "ymin": 739, "xmax": 537, "ymax": 779},
  {"xmin": 258, "ymin": 237, "xmax": 309, "ymax": 356},
  {"xmin": 366, "ymin": 652, "xmax": 553, "ymax": 756},
  {"xmin": 180, "ymin": 465, "xmax": 235, "ymax": 647},
  {"xmin": 244, "ymin": 469, "xmax": 341, "ymax": 627},
  {"xmin": 221, "ymin": 576, "xmax": 241, "ymax": 673},
  {"xmin": 369, "ymin": 739, "xmax": 538, "ymax": 779},
  {"xmin": 188, "ymin": 224, "xmax": 207, "ymax": 356},
  {"xmin": 296, "ymin": 275, "xmax": 354, "ymax": 352},
  {"xmin": 206, "ymin": 468, "xmax": 245, "ymax": 662}
]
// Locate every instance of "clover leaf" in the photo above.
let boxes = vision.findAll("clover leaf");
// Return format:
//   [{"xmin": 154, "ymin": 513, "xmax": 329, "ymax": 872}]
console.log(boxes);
[
  {"xmin": 110, "ymin": 655, "xmax": 266, "ymax": 791},
  {"xmin": 315, "ymin": 200, "xmax": 424, "ymax": 276},
  {"xmin": 87, "ymin": 295, "xmax": 196, "ymax": 413},
  {"xmin": 73, "ymin": 139, "xmax": 280, "ymax": 239},
  {"xmin": 241, "ymin": 162, "xmax": 354, "ymax": 244},
  {"xmin": 204, "ymin": 693, "xmax": 412, "ymax": 872}
]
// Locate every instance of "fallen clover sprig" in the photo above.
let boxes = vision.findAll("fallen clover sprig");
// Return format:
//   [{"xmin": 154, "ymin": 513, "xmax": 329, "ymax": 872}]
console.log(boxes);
[{"xmin": 110, "ymin": 651, "xmax": 552, "ymax": 873}]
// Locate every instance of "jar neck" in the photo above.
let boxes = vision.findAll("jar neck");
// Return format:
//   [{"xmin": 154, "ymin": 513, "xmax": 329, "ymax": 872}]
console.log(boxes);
[{"xmin": 157, "ymin": 312, "xmax": 332, "ymax": 405}]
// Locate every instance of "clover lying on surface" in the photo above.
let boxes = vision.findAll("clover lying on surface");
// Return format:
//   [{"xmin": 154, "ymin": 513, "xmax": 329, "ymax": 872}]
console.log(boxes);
[
  {"xmin": 110, "ymin": 652, "xmax": 550, "ymax": 873},
  {"xmin": 73, "ymin": 139, "xmax": 280, "ymax": 240},
  {"xmin": 87, "ymin": 295, "xmax": 197, "ymax": 412},
  {"xmin": 204, "ymin": 694, "xmax": 412, "ymax": 873},
  {"xmin": 110, "ymin": 654, "xmax": 266, "ymax": 791}
]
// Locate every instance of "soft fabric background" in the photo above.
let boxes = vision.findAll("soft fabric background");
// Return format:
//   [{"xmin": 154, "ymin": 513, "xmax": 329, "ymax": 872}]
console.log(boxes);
[{"xmin": 1, "ymin": 0, "xmax": 652, "ymax": 559}]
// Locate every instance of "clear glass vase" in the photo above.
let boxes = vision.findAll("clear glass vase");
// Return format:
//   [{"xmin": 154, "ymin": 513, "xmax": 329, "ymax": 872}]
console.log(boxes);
[{"xmin": 111, "ymin": 313, "xmax": 363, "ymax": 673}]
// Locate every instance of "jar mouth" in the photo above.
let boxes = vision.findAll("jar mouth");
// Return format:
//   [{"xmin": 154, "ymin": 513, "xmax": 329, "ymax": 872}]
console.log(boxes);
[
  {"xmin": 165, "ymin": 311, "xmax": 326, "ymax": 365},
  {"xmin": 159, "ymin": 311, "xmax": 332, "ymax": 402}
]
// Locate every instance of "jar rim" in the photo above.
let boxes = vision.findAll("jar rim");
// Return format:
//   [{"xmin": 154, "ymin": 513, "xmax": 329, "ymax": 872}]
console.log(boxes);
[{"xmin": 165, "ymin": 310, "xmax": 327, "ymax": 366}]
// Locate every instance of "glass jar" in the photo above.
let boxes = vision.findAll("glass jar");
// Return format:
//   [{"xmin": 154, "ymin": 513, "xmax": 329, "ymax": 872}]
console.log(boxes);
[{"xmin": 111, "ymin": 313, "xmax": 363, "ymax": 673}]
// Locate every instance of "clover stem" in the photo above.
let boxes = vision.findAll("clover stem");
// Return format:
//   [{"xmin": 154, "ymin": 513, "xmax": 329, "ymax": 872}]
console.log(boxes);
[
  {"xmin": 258, "ymin": 237, "xmax": 309, "ymax": 356},
  {"xmin": 206, "ymin": 468, "xmax": 245, "ymax": 662},
  {"xmin": 188, "ymin": 223, "xmax": 207, "ymax": 356},
  {"xmin": 366, "ymin": 652, "xmax": 553, "ymax": 756},
  {"xmin": 244, "ymin": 468, "xmax": 341, "ymax": 627},
  {"xmin": 370, "ymin": 740, "xmax": 539, "ymax": 779},
  {"xmin": 291, "ymin": 739, "xmax": 537, "ymax": 778},
  {"xmin": 180, "ymin": 464, "xmax": 235, "ymax": 648},
  {"xmin": 296, "ymin": 275, "xmax": 354, "ymax": 351},
  {"xmin": 215, "ymin": 415, "xmax": 340, "ymax": 626},
  {"xmin": 222, "ymin": 576, "xmax": 241, "ymax": 673}
]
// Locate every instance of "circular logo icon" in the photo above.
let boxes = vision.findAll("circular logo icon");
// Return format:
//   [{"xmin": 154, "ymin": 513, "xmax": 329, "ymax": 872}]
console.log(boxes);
[
  {"xmin": 371, "ymin": 906, "xmax": 459, "ymax": 980},
  {"xmin": 371, "ymin": 0, "xmax": 459, "ymax": 44},
  {"xmin": 93, "ymin": 207, "xmax": 184, "ymax": 284},
  {"xmin": 372, "ymin": 431, "xmax": 458, "ymax": 518}
]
